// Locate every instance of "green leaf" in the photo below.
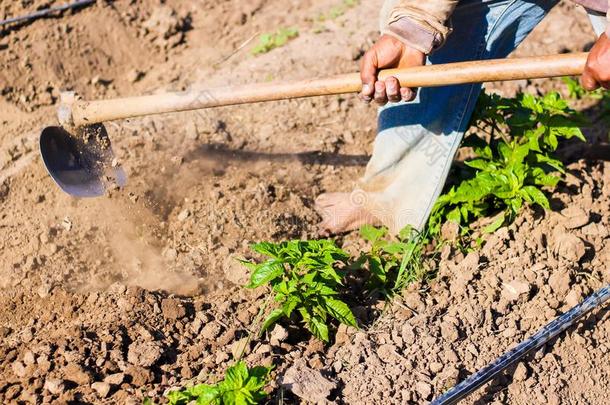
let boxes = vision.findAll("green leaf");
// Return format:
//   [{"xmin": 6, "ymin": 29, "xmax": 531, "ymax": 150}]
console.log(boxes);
[
  {"xmin": 360, "ymin": 225, "xmax": 387, "ymax": 242},
  {"xmin": 522, "ymin": 186, "xmax": 550, "ymax": 209},
  {"xmin": 381, "ymin": 241, "xmax": 409, "ymax": 255},
  {"xmin": 224, "ymin": 362, "xmax": 248, "ymax": 390},
  {"xmin": 192, "ymin": 386, "xmax": 220, "ymax": 405},
  {"xmin": 497, "ymin": 142, "xmax": 511, "ymax": 161},
  {"xmin": 464, "ymin": 159, "xmax": 490, "ymax": 170},
  {"xmin": 251, "ymin": 242, "xmax": 281, "ymax": 258},
  {"xmin": 261, "ymin": 308, "xmax": 284, "ymax": 333},
  {"xmin": 246, "ymin": 260, "xmax": 284, "ymax": 288},
  {"xmin": 324, "ymin": 298, "xmax": 357, "ymax": 327},
  {"xmin": 483, "ymin": 212, "xmax": 506, "ymax": 233},
  {"xmin": 167, "ymin": 390, "xmax": 192, "ymax": 405},
  {"xmin": 546, "ymin": 133, "xmax": 558, "ymax": 150},
  {"xmin": 535, "ymin": 153, "xmax": 565, "ymax": 173},
  {"xmin": 282, "ymin": 298, "xmax": 300, "ymax": 316},
  {"xmin": 307, "ymin": 314, "xmax": 330, "ymax": 342},
  {"xmin": 446, "ymin": 207, "xmax": 462, "ymax": 224}
]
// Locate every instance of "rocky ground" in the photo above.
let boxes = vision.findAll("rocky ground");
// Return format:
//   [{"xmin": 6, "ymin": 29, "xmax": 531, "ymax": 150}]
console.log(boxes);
[{"xmin": 0, "ymin": 0, "xmax": 609, "ymax": 404}]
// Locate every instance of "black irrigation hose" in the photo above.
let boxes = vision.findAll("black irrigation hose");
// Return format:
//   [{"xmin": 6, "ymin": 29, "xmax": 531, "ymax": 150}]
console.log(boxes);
[
  {"xmin": 0, "ymin": 0, "xmax": 95, "ymax": 27},
  {"xmin": 431, "ymin": 283, "xmax": 610, "ymax": 405}
]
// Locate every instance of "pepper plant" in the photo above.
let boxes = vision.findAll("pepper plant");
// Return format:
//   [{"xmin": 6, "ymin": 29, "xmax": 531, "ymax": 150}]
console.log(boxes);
[
  {"xmin": 428, "ymin": 90, "xmax": 586, "ymax": 237},
  {"xmin": 166, "ymin": 361, "xmax": 271, "ymax": 405},
  {"xmin": 356, "ymin": 225, "xmax": 430, "ymax": 297},
  {"xmin": 242, "ymin": 240, "xmax": 357, "ymax": 342}
]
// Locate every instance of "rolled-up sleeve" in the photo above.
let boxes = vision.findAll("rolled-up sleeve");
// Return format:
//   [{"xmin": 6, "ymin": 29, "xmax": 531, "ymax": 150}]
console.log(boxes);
[{"xmin": 383, "ymin": 0, "xmax": 458, "ymax": 54}]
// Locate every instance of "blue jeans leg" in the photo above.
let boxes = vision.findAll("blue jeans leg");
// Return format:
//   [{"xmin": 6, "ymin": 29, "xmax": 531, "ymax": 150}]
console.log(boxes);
[{"xmin": 361, "ymin": 0, "xmax": 559, "ymax": 233}]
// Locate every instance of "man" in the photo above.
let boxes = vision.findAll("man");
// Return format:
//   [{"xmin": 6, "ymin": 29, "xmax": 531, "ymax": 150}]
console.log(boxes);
[{"xmin": 315, "ymin": 0, "xmax": 610, "ymax": 234}]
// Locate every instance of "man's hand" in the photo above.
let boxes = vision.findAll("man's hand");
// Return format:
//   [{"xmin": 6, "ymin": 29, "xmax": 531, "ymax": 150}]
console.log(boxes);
[
  {"xmin": 360, "ymin": 34, "xmax": 426, "ymax": 105},
  {"xmin": 581, "ymin": 33, "xmax": 610, "ymax": 91}
]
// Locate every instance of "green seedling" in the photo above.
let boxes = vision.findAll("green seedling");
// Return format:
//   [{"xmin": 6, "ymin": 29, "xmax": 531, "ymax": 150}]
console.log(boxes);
[
  {"xmin": 357, "ymin": 225, "xmax": 430, "ymax": 297},
  {"xmin": 428, "ymin": 90, "xmax": 586, "ymax": 238},
  {"xmin": 166, "ymin": 361, "xmax": 271, "ymax": 405},
  {"xmin": 242, "ymin": 240, "xmax": 357, "ymax": 342},
  {"xmin": 251, "ymin": 28, "xmax": 298, "ymax": 55},
  {"xmin": 317, "ymin": 0, "xmax": 360, "ymax": 22}
]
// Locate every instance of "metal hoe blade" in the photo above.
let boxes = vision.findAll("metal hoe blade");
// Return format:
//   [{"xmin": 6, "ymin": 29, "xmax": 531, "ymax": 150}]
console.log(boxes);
[{"xmin": 39, "ymin": 123, "xmax": 126, "ymax": 197}]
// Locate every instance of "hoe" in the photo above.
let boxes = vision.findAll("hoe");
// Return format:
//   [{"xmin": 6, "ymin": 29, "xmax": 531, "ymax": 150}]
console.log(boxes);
[{"xmin": 40, "ymin": 52, "xmax": 589, "ymax": 197}]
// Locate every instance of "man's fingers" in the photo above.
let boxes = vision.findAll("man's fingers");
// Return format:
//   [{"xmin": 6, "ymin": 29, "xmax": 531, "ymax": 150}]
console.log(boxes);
[
  {"xmin": 400, "ymin": 87, "xmax": 417, "ymax": 102},
  {"xmin": 600, "ymin": 81, "xmax": 610, "ymax": 90},
  {"xmin": 385, "ymin": 77, "xmax": 401, "ymax": 102},
  {"xmin": 360, "ymin": 50, "xmax": 378, "ymax": 102},
  {"xmin": 374, "ymin": 81, "xmax": 388, "ymax": 105},
  {"xmin": 580, "ymin": 69, "xmax": 600, "ymax": 91}
]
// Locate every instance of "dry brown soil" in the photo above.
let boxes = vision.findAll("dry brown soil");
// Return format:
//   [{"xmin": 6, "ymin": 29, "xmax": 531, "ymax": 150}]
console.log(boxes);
[{"xmin": 0, "ymin": 1, "xmax": 609, "ymax": 404}]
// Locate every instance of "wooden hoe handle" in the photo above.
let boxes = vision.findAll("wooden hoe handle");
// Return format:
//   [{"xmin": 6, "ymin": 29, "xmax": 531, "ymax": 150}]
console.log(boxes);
[{"xmin": 66, "ymin": 52, "xmax": 588, "ymax": 127}]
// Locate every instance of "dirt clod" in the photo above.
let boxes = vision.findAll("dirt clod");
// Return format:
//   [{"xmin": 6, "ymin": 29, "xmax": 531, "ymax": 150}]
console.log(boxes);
[
  {"xmin": 91, "ymin": 381, "xmax": 111, "ymax": 398},
  {"xmin": 127, "ymin": 341, "xmax": 163, "ymax": 368},
  {"xmin": 161, "ymin": 298, "xmax": 187, "ymax": 320},
  {"xmin": 43, "ymin": 378, "xmax": 65, "ymax": 396},
  {"xmin": 552, "ymin": 232, "xmax": 586, "ymax": 262},
  {"xmin": 282, "ymin": 360, "xmax": 337, "ymax": 403}
]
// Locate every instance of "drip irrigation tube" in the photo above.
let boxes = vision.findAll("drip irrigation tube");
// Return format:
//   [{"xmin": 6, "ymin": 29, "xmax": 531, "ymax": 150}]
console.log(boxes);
[
  {"xmin": 0, "ymin": 0, "xmax": 95, "ymax": 27},
  {"xmin": 431, "ymin": 284, "xmax": 610, "ymax": 404}
]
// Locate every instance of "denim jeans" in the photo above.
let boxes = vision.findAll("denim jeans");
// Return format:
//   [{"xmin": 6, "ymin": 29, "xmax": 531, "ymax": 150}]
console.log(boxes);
[{"xmin": 359, "ymin": 0, "xmax": 602, "ymax": 233}]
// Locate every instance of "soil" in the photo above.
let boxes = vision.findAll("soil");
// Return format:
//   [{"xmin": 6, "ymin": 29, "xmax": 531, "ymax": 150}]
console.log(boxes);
[{"xmin": 0, "ymin": 1, "xmax": 609, "ymax": 404}]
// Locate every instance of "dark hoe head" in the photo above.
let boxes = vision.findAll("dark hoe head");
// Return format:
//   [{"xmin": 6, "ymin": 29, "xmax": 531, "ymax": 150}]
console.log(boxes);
[{"xmin": 40, "ymin": 123, "xmax": 126, "ymax": 197}]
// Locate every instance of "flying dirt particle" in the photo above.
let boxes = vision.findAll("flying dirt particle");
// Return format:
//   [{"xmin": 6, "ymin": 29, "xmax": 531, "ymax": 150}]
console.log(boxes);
[
  {"xmin": 177, "ymin": 208, "xmax": 190, "ymax": 221},
  {"xmin": 61, "ymin": 217, "xmax": 72, "ymax": 232}
]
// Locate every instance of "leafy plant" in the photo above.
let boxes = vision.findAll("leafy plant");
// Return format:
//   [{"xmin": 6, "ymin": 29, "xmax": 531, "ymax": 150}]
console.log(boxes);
[
  {"xmin": 563, "ymin": 76, "xmax": 610, "ymax": 134},
  {"xmin": 242, "ymin": 240, "xmax": 357, "ymax": 342},
  {"xmin": 428, "ymin": 90, "xmax": 586, "ymax": 237},
  {"xmin": 251, "ymin": 28, "xmax": 298, "ymax": 55},
  {"xmin": 166, "ymin": 361, "xmax": 271, "ymax": 405},
  {"xmin": 562, "ymin": 76, "xmax": 603, "ymax": 100},
  {"xmin": 357, "ymin": 225, "xmax": 430, "ymax": 296}
]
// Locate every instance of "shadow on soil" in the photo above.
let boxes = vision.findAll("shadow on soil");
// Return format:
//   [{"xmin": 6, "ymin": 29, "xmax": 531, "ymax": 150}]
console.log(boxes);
[{"xmin": 183, "ymin": 143, "xmax": 370, "ymax": 167}]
